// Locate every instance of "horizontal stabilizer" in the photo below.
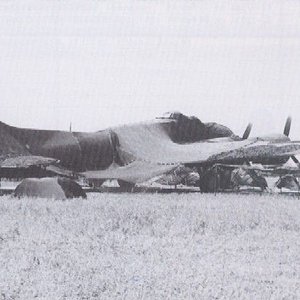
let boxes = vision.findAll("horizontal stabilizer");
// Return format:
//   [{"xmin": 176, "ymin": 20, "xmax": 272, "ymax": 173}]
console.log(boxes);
[{"xmin": 0, "ymin": 155, "xmax": 58, "ymax": 168}]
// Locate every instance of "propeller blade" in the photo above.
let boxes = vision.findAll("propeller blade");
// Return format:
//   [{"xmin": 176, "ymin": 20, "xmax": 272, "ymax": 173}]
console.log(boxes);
[
  {"xmin": 284, "ymin": 116, "xmax": 292, "ymax": 137},
  {"xmin": 242, "ymin": 123, "xmax": 252, "ymax": 139}
]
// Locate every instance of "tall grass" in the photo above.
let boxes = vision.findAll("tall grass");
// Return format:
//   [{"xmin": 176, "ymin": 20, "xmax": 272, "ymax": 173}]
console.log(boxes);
[{"xmin": 0, "ymin": 193, "xmax": 300, "ymax": 299}]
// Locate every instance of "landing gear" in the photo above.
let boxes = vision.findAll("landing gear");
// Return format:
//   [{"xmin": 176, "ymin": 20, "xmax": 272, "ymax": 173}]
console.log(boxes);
[
  {"xmin": 88, "ymin": 179, "xmax": 105, "ymax": 189},
  {"xmin": 198, "ymin": 167, "xmax": 220, "ymax": 193},
  {"xmin": 197, "ymin": 165, "xmax": 233, "ymax": 193}
]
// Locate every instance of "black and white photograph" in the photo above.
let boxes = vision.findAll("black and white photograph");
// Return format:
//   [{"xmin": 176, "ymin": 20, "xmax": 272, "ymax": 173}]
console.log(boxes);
[{"xmin": 1, "ymin": 0, "xmax": 300, "ymax": 299}]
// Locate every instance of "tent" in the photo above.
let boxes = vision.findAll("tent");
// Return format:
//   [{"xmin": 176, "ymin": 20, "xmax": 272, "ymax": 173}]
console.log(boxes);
[
  {"xmin": 14, "ymin": 177, "xmax": 86, "ymax": 199},
  {"xmin": 276, "ymin": 175, "xmax": 300, "ymax": 191}
]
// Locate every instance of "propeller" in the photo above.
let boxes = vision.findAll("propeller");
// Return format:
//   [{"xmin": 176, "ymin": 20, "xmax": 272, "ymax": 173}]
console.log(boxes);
[
  {"xmin": 242, "ymin": 123, "xmax": 252, "ymax": 140},
  {"xmin": 284, "ymin": 116, "xmax": 292, "ymax": 137},
  {"xmin": 282, "ymin": 116, "xmax": 299, "ymax": 168}
]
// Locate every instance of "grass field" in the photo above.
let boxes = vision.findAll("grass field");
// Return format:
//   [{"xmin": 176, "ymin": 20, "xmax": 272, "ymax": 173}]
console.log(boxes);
[{"xmin": 0, "ymin": 193, "xmax": 300, "ymax": 299}]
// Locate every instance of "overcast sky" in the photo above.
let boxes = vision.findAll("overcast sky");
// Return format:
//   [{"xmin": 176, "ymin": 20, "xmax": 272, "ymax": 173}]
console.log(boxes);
[{"xmin": 1, "ymin": 0, "xmax": 300, "ymax": 138}]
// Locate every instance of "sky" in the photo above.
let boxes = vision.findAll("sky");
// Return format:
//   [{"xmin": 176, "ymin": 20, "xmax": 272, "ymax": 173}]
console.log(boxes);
[{"xmin": 0, "ymin": 0, "xmax": 300, "ymax": 139}]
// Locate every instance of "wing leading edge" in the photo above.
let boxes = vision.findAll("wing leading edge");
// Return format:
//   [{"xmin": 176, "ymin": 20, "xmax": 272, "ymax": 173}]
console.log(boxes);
[{"xmin": 82, "ymin": 161, "xmax": 178, "ymax": 184}]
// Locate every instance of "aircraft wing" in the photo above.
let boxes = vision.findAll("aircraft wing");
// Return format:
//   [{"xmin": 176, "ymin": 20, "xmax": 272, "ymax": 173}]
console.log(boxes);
[
  {"xmin": 81, "ymin": 161, "xmax": 178, "ymax": 184},
  {"xmin": 0, "ymin": 155, "xmax": 58, "ymax": 168},
  {"xmin": 81, "ymin": 140, "xmax": 300, "ymax": 185},
  {"xmin": 204, "ymin": 141, "xmax": 300, "ymax": 164},
  {"xmin": 266, "ymin": 166, "xmax": 300, "ymax": 177}
]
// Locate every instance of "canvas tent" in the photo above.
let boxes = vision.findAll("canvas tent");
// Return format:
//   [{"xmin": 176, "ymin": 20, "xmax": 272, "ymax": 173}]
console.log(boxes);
[
  {"xmin": 276, "ymin": 175, "xmax": 300, "ymax": 191},
  {"xmin": 14, "ymin": 177, "xmax": 86, "ymax": 199}
]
